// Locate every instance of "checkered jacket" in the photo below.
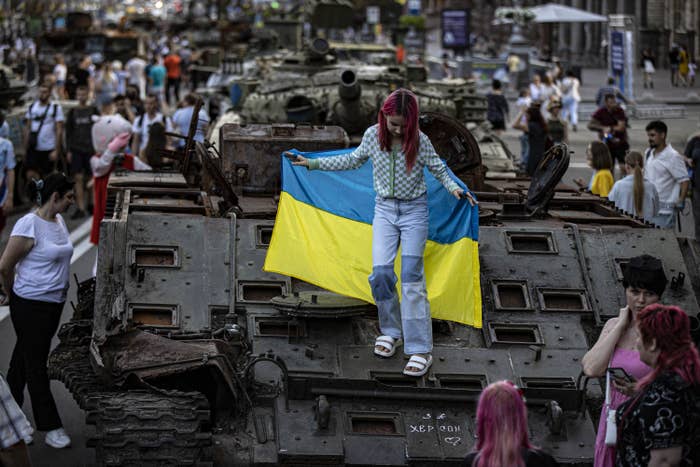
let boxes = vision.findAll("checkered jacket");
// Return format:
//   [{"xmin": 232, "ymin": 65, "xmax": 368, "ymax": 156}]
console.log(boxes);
[
  {"xmin": 0, "ymin": 374, "xmax": 33, "ymax": 449},
  {"xmin": 307, "ymin": 125, "xmax": 460, "ymax": 199}
]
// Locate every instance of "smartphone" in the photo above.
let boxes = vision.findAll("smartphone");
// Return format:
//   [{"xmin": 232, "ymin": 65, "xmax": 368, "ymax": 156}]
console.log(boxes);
[
  {"xmin": 607, "ymin": 367, "xmax": 635, "ymax": 384},
  {"xmin": 283, "ymin": 151, "xmax": 299, "ymax": 161}
]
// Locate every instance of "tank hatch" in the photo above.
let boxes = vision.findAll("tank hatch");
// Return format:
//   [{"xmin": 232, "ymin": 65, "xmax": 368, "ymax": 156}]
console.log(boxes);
[
  {"xmin": 271, "ymin": 291, "xmax": 374, "ymax": 318},
  {"xmin": 419, "ymin": 112, "xmax": 483, "ymax": 191},
  {"xmin": 526, "ymin": 144, "xmax": 570, "ymax": 214}
]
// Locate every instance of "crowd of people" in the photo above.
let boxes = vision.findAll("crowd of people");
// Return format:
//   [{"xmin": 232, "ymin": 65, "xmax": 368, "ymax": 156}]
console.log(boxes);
[
  {"xmin": 499, "ymin": 65, "xmax": 581, "ymax": 175},
  {"xmin": 500, "ymin": 60, "xmax": 697, "ymax": 236},
  {"xmin": 0, "ymin": 42, "xmax": 211, "ymax": 216}
]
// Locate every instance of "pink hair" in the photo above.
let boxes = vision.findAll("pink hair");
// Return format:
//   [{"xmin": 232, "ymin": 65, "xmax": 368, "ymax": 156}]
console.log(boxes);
[
  {"xmin": 377, "ymin": 88, "xmax": 420, "ymax": 172},
  {"xmin": 635, "ymin": 304, "xmax": 700, "ymax": 390},
  {"xmin": 473, "ymin": 381, "xmax": 532, "ymax": 467}
]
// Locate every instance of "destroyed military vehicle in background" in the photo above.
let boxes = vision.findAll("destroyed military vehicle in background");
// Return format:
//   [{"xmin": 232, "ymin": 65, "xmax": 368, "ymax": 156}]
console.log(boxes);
[
  {"xmin": 205, "ymin": 37, "xmax": 519, "ymax": 178},
  {"xmin": 48, "ymin": 109, "xmax": 700, "ymax": 465},
  {"xmin": 37, "ymin": 12, "xmax": 147, "ymax": 82}
]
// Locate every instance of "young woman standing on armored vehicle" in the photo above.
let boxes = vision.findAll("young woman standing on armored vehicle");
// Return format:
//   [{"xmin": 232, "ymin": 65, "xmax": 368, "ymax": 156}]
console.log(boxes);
[{"xmin": 289, "ymin": 88, "xmax": 476, "ymax": 377}]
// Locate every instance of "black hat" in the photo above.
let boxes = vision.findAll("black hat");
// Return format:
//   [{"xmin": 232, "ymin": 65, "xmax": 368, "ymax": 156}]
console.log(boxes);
[{"xmin": 622, "ymin": 255, "xmax": 668, "ymax": 297}]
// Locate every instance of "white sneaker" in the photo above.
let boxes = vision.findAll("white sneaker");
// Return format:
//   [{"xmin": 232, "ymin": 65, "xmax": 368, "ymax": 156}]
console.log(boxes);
[{"xmin": 45, "ymin": 428, "xmax": 71, "ymax": 449}]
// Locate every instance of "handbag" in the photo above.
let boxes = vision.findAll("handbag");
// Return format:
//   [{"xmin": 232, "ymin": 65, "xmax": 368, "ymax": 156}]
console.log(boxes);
[{"xmin": 604, "ymin": 365, "xmax": 617, "ymax": 446}]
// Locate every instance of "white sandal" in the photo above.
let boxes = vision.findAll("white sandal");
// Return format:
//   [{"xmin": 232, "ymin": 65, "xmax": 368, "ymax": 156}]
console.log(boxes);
[
  {"xmin": 403, "ymin": 354, "xmax": 433, "ymax": 377},
  {"xmin": 374, "ymin": 335, "xmax": 402, "ymax": 357}
]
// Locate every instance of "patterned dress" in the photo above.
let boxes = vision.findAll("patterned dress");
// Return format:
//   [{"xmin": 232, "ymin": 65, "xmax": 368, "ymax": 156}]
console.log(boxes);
[{"xmin": 615, "ymin": 371, "xmax": 700, "ymax": 466}]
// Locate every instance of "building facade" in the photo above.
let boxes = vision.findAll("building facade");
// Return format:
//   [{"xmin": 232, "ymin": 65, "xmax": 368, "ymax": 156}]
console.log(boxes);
[{"xmin": 423, "ymin": 0, "xmax": 699, "ymax": 67}]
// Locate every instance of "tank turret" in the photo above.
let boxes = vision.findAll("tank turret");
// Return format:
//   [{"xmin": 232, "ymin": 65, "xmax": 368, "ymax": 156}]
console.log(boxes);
[{"xmin": 329, "ymin": 69, "xmax": 378, "ymax": 135}]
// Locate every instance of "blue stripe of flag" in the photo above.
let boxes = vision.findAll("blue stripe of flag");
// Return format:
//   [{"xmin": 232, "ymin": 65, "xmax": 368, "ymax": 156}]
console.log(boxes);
[{"xmin": 281, "ymin": 149, "xmax": 479, "ymax": 244}]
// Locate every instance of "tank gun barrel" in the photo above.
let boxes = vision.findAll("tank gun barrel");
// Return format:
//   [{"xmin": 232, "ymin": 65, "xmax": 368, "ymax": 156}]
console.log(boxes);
[
  {"xmin": 338, "ymin": 69, "xmax": 361, "ymax": 101},
  {"xmin": 332, "ymin": 69, "xmax": 370, "ymax": 135}
]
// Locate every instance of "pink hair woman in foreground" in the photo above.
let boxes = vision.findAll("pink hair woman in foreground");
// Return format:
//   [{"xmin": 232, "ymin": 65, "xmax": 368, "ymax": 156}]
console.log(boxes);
[{"xmin": 465, "ymin": 381, "xmax": 558, "ymax": 467}]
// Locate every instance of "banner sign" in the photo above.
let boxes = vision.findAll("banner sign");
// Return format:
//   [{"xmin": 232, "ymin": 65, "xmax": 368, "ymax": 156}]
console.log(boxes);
[
  {"xmin": 610, "ymin": 30, "xmax": 624, "ymax": 74},
  {"xmin": 441, "ymin": 9, "xmax": 470, "ymax": 50}
]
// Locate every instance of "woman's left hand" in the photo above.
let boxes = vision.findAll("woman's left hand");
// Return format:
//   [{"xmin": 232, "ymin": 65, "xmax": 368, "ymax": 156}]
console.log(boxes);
[
  {"xmin": 452, "ymin": 188, "xmax": 478, "ymax": 206},
  {"xmin": 612, "ymin": 378, "xmax": 636, "ymax": 397}
]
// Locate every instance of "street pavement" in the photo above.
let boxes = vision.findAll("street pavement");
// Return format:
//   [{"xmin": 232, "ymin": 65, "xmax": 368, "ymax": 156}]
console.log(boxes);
[{"xmin": 0, "ymin": 67, "xmax": 698, "ymax": 466}]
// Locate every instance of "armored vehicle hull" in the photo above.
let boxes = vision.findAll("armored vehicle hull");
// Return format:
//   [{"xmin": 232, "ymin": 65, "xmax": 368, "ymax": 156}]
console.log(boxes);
[{"xmin": 49, "ymin": 120, "xmax": 700, "ymax": 466}]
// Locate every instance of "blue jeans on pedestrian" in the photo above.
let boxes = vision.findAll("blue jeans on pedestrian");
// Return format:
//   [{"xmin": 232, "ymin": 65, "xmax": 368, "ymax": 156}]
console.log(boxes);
[
  {"xmin": 369, "ymin": 195, "xmax": 432, "ymax": 355},
  {"xmin": 561, "ymin": 96, "xmax": 579, "ymax": 126},
  {"xmin": 651, "ymin": 211, "xmax": 676, "ymax": 229},
  {"xmin": 519, "ymin": 133, "xmax": 530, "ymax": 169}
]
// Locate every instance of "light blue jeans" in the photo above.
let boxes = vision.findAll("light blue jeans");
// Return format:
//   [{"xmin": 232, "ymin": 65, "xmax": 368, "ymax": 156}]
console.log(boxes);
[
  {"xmin": 561, "ymin": 96, "xmax": 579, "ymax": 126},
  {"xmin": 369, "ymin": 195, "xmax": 432, "ymax": 355},
  {"xmin": 651, "ymin": 211, "xmax": 676, "ymax": 229},
  {"xmin": 519, "ymin": 133, "xmax": 530, "ymax": 168}
]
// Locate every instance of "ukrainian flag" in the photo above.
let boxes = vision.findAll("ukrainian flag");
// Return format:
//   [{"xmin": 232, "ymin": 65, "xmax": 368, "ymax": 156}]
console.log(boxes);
[{"xmin": 263, "ymin": 149, "xmax": 482, "ymax": 328}]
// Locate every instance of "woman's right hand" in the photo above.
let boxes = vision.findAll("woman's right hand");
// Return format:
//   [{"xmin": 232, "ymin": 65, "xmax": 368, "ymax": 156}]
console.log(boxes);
[
  {"xmin": 285, "ymin": 152, "xmax": 309, "ymax": 167},
  {"xmin": 618, "ymin": 306, "xmax": 631, "ymax": 326}
]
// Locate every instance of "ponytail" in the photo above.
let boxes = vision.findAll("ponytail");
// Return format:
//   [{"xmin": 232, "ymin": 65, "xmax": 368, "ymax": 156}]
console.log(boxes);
[
  {"xmin": 26, "ymin": 173, "xmax": 74, "ymax": 206},
  {"xmin": 632, "ymin": 165, "xmax": 644, "ymax": 215},
  {"xmin": 27, "ymin": 178, "xmax": 45, "ymax": 206},
  {"xmin": 625, "ymin": 151, "xmax": 645, "ymax": 216}
]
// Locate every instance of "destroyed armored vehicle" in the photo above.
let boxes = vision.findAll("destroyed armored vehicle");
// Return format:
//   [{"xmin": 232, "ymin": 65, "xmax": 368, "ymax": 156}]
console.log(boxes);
[
  {"xmin": 49, "ymin": 115, "xmax": 700, "ymax": 466},
  {"xmin": 237, "ymin": 62, "xmax": 487, "ymax": 144}
]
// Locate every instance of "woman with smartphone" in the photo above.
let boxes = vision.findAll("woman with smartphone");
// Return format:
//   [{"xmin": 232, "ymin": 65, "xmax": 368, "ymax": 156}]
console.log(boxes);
[
  {"xmin": 615, "ymin": 304, "xmax": 700, "ymax": 466},
  {"xmin": 581, "ymin": 255, "xmax": 667, "ymax": 467}
]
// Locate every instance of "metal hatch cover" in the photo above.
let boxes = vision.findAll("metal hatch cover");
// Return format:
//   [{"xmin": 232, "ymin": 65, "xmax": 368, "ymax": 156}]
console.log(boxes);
[
  {"xmin": 526, "ymin": 144, "xmax": 570, "ymax": 213},
  {"xmin": 419, "ymin": 112, "xmax": 484, "ymax": 191},
  {"xmin": 271, "ymin": 291, "xmax": 375, "ymax": 318}
]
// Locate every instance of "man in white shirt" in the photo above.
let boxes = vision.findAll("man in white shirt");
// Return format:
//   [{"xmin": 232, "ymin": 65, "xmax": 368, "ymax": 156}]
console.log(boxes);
[
  {"xmin": 126, "ymin": 55, "xmax": 147, "ymax": 100},
  {"xmin": 23, "ymin": 83, "xmax": 64, "ymax": 181},
  {"xmin": 131, "ymin": 95, "xmax": 173, "ymax": 160},
  {"xmin": 644, "ymin": 120, "xmax": 690, "ymax": 229}
]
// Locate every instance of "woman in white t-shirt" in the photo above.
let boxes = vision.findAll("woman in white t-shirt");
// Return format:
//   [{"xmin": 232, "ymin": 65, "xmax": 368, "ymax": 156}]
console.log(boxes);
[{"xmin": 0, "ymin": 173, "xmax": 75, "ymax": 449}]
